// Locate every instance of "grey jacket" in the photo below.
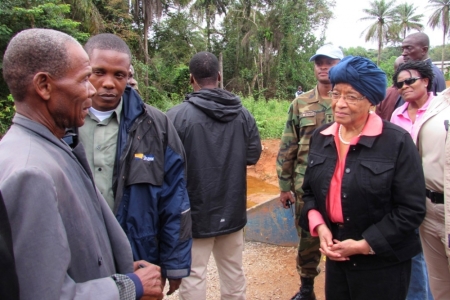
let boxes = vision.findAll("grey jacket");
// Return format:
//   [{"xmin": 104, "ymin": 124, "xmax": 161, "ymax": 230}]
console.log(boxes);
[{"xmin": 0, "ymin": 114, "xmax": 134, "ymax": 299}]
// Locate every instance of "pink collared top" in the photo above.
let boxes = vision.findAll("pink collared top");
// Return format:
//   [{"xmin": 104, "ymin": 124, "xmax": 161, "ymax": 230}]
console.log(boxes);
[
  {"xmin": 390, "ymin": 93, "xmax": 433, "ymax": 143},
  {"xmin": 307, "ymin": 112, "xmax": 383, "ymax": 236}
]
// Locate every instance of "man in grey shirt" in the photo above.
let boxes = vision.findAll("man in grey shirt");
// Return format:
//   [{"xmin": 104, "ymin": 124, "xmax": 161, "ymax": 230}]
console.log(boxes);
[{"xmin": 0, "ymin": 28, "xmax": 162, "ymax": 300}]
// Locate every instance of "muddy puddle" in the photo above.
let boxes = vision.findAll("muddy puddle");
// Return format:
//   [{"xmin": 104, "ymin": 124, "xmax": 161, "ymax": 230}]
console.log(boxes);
[{"xmin": 246, "ymin": 176, "xmax": 279, "ymax": 208}]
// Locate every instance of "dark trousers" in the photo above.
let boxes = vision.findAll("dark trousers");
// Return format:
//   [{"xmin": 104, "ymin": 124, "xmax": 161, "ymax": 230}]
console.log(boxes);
[
  {"xmin": 0, "ymin": 191, "xmax": 19, "ymax": 300},
  {"xmin": 325, "ymin": 258, "xmax": 411, "ymax": 300}
]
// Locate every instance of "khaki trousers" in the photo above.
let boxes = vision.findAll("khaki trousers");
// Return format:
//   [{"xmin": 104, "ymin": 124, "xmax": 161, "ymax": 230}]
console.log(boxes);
[
  {"xmin": 420, "ymin": 198, "xmax": 450, "ymax": 300},
  {"xmin": 179, "ymin": 229, "xmax": 246, "ymax": 300}
]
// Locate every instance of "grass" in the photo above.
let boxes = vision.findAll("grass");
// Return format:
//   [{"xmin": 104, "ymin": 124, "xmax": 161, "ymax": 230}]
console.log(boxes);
[{"xmin": 242, "ymin": 97, "xmax": 290, "ymax": 140}]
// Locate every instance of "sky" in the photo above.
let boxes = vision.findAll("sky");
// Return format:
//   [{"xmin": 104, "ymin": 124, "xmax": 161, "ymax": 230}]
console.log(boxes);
[{"xmin": 323, "ymin": 0, "xmax": 444, "ymax": 49}]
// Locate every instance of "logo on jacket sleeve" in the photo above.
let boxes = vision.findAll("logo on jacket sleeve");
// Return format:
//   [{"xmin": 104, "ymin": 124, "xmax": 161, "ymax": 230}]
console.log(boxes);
[{"xmin": 134, "ymin": 153, "xmax": 155, "ymax": 161}]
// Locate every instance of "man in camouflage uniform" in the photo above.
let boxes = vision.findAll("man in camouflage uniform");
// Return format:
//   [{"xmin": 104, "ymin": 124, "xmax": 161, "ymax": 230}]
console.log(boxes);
[{"xmin": 276, "ymin": 44, "xmax": 343, "ymax": 300}]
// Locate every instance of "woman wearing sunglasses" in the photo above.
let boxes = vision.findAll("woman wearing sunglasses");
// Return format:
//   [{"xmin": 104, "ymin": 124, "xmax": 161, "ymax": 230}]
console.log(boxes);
[
  {"xmin": 392, "ymin": 61, "xmax": 450, "ymax": 299},
  {"xmin": 391, "ymin": 61, "xmax": 435, "ymax": 142},
  {"xmin": 390, "ymin": 61, "xmax": 435, "ymax": 300},
  {"xmin": 299, "ymin": 56, "xmax": 426, "ymax": 300}
]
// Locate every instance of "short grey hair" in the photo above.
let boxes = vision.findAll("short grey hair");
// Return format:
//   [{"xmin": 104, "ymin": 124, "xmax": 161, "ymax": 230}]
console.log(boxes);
[{"xmin": 3, "ymin": 28, "xmax": 79, "ymax": 102}]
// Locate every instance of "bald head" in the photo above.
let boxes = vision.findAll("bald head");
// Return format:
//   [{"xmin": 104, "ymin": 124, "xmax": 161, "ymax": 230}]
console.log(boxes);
[
  {"xmin": 394, "ymin": 56, "xmax": 404, "ymax": 71},
  {"xmin": 402, "ymin": 32, "xmax": 430, "ymax": 62},
  {"xmin": 406, "ymin": 32, "xmax": 430, "ymax": 48},
  {"xmin": 3, "ymin": 28, "xmax": 79, "ymax": 102}
]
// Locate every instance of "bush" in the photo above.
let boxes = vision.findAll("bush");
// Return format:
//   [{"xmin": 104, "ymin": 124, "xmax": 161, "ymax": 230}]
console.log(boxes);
[
  {"xmin": 0, "ymin": 95, "xmax": 15, "ymax": 139},
  {"xmin": 241, "ymin": 97, "xmax": 290, "ymax": 139}
]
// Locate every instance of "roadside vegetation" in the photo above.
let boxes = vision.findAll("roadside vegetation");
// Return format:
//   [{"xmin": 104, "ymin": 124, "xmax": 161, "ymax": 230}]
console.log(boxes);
[
  {"xmin": 1, "ymin": 0, "xmax": 450, "ymax": 138},
  {"xmin": 242, "ymin": 97, "xmax": 290, "ymax": 140}
]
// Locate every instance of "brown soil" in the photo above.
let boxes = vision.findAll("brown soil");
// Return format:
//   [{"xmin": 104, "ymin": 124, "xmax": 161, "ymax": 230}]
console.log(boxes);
[
  {"xmin": 164, "ymin": 139, "xmax": 325, "ymax": 299},
  {"xmin": 245, "ymin": 139, "xmax": 326, "ymax": 300}
]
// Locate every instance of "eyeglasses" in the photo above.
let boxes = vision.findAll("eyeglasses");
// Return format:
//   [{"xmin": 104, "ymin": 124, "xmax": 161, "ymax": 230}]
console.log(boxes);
[
  {"xmin": 328, "ymin": 91, "xmax": 366, "ymax": 105},
  {"xmin": 395, "ymin": 77, "xmax": 421, "ymax": 89}
]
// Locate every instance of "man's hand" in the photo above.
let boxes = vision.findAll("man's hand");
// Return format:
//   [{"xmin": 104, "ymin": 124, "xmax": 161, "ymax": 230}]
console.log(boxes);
[
  {"xmin": 133, "ymin": 261, "xmax": 163, "ymax": 299},
  {"xmin": 167, "ymin": 278, "xmax": 181, "ymax": 295},
  {"xmin": 279, "ymin": 191, "xmax": 295, "ymax": 209}
]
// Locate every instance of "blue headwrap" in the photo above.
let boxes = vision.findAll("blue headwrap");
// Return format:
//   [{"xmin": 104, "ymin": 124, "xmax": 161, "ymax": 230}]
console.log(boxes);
[{"xmin": 328, "ymin": 56, "xmax": 387, "ymax": 105}]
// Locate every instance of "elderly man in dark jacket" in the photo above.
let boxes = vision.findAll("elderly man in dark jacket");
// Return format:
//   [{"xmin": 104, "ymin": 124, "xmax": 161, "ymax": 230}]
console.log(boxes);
[{"xmin": 167, "ymin": 51, "xmax": 262, "ymax": 300}]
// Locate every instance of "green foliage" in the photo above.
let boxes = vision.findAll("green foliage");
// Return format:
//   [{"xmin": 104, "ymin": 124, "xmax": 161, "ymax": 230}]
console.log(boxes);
[
  {"xmin": 242, "ymin": 97, "xmax": 290, "ymax": 139},
  {"xmin": 0, "ymin": 0, "xmax": 89, "ymax": 42},
  {"xmin": 220, "ymin": 0, "xmax": 333, "ymax": 100},
  {"xmin": 429, "ymin": 44, "xmax": 450, "ymax": 61},
  {"xmin": 0, "ymin": 95, "xmax": 15, "ymax": 139},
  {"xmin": 378, "ymin": 55, "xmax": 397, "ymax": 86}
]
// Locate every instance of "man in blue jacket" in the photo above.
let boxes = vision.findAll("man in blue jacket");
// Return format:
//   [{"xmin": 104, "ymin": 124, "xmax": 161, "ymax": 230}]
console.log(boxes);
[
  {"xmin": 167, "ymin": 51, "xmax": 262, "ymax": 299},
  {"xmin": 78, "ymin": 33, "xmax": 192, "ymax": 295}
]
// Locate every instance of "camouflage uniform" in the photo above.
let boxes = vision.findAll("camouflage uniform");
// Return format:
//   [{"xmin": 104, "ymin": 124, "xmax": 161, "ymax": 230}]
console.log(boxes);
[{"xmin": 276, "ymin": 86, "xmax": 333, "ymax": 278}]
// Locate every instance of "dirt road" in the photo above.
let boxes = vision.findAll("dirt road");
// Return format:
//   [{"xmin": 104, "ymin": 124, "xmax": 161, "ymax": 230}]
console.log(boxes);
[{"xmin": 164, "ymin": 139, "xmax": 326, "ymax": 299}]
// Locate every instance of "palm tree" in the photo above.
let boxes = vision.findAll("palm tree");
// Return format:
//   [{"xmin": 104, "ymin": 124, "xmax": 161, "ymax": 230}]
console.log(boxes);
[
  {"xmin": 190, "ymin": 0, "xmax": 228, "ymax": 52},
  {"xmin": 130, "ymin": 0, "xmax": 163, "ymax": 64},
  {"xmin": 393, "ymin": 3, "xmax": 424, "ymax": 40},
  {"xmin": 63, "ymin": 0, "xmax": 103, "ymax": 34},
  {"xmin": 427, "ymin": 0, "xmax": 450, "ymax": 72},
  {"xmin": 359, "ymin": 0, "xmax": 397, "ymax": 65}
]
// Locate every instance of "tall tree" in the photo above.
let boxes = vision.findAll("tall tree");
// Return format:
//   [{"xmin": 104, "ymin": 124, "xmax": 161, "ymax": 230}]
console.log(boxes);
[
  {"xmin": 130, "ymin": 0, "xmax": 163, "ymax": 64},
  {"xmin": 427, "ymin": 0, "xmax": 450, "ymax": 72},
  {"xmin": 62, "ymin": 0, "xmax": 103, "ymax": 34},
  {"xmin": 190, "ymin": 0, "xmax": 228, "ymax": 52},
  {"xmin": 221, "ymin": 0, "xmax": 334, "ymax": 99},
  {"xmin": 359, "ymin": 0, "xmax": 397, "ymax": 65},
  {"xmin": 393, "ymin": 3, "xmax": 423, "ymax": 40}
]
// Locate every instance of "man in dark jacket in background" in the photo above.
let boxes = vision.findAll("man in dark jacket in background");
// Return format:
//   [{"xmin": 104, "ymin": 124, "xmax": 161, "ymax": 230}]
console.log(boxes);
[{"xmin": 167, "ymin": 51, "xmax": 262, "ymax": 300}]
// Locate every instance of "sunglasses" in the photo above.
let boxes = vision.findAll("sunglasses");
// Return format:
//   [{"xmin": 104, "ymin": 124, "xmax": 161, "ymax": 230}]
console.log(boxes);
[{"xmin": 395, "ymin": 77, "xmax": 422, "ymax": 89}]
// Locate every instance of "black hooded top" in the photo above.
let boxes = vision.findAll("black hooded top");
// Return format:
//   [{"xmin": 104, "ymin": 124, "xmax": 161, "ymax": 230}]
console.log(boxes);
[{"xmin": 167, "ymin": 88, "xmax": 262, "ymax": 238}]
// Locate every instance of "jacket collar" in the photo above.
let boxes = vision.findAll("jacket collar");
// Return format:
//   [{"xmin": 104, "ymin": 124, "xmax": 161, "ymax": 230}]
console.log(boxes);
[
  {"xmin": 320, "ymin": 112, "xmax": 383, "ymax": 148},
  {"xmin": 14, "ymin": 113, "xmax": 73, "ymax": 155}
]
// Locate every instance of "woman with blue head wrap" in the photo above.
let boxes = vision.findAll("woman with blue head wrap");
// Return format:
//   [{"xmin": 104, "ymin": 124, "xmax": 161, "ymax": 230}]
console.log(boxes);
[{"xmin": 299, "ymin": 56, "xmax": 426, "ymax": 299}]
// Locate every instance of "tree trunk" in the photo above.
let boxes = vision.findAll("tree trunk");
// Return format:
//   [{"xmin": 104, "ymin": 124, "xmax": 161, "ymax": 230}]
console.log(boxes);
[
  {"xmin": 144, "ymin": 15, "xmax": 149, "ymax": 89},
  {"xmin": 377, "ymin": 23, "xmax": 382, "ymax": 66},
  {"xmin": 442, "ymin": 26, "xmax": 447, "ymax": 73},
  {"xmin": 206, "ymin": 12, "xmax": 211, "ymax": 52},
  {"xmin": 219, "ymin": 52, "xmax": 223, "ymax": 89}
]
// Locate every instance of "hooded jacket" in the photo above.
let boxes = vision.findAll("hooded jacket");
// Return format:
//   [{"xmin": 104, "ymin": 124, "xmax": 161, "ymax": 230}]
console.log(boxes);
[{"xmin": 167, "ymin": 88, "xmax": 262, "ymax": 238}]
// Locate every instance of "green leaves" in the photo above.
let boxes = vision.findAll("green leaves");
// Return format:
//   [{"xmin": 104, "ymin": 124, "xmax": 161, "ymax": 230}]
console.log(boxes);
[{"xmin": 0, "ymin": 95, "xmax": 15, "ymax": 139}]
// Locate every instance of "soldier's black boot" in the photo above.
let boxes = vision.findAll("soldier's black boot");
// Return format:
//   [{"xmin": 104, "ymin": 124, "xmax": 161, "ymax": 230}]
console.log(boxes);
[{"xmin": 290, "ymin": 277, "xmax": 316, "ymax": 300}]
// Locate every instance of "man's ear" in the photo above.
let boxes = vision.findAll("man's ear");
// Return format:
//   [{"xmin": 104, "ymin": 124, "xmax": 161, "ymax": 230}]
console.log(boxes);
[
  {"xmin": 217, "ymin": 72, "xmax": 221, "ymax": 83},
  {"xmin": 32, "ymin": 72, "xmax": 52, "ymax": 101},
  {"xmin": 190, "ymin": 74, "xmax": 195, "ymax": 85}
]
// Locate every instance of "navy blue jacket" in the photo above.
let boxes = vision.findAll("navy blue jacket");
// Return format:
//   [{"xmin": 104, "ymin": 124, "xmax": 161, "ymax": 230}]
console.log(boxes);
[
  {"xmin": 428, "ymin": 58, "xmax": 446, "ymax": 96},
  {"xmin": 300, "ymin": 120, "xmax": 426, "ymax": 269},
  {"xmin": 114, "ymin": 87, "xmax": 192, "ymax": 279}
]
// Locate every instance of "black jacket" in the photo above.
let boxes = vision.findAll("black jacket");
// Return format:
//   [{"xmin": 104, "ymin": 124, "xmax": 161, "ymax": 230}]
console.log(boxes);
[
  {"xmin": 300, "ymin": 120, "xmax": 426, "ymax": 269},
  {"xmin": 167, "ymin": 88, "xmax": 262, "ymax": 238}
]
